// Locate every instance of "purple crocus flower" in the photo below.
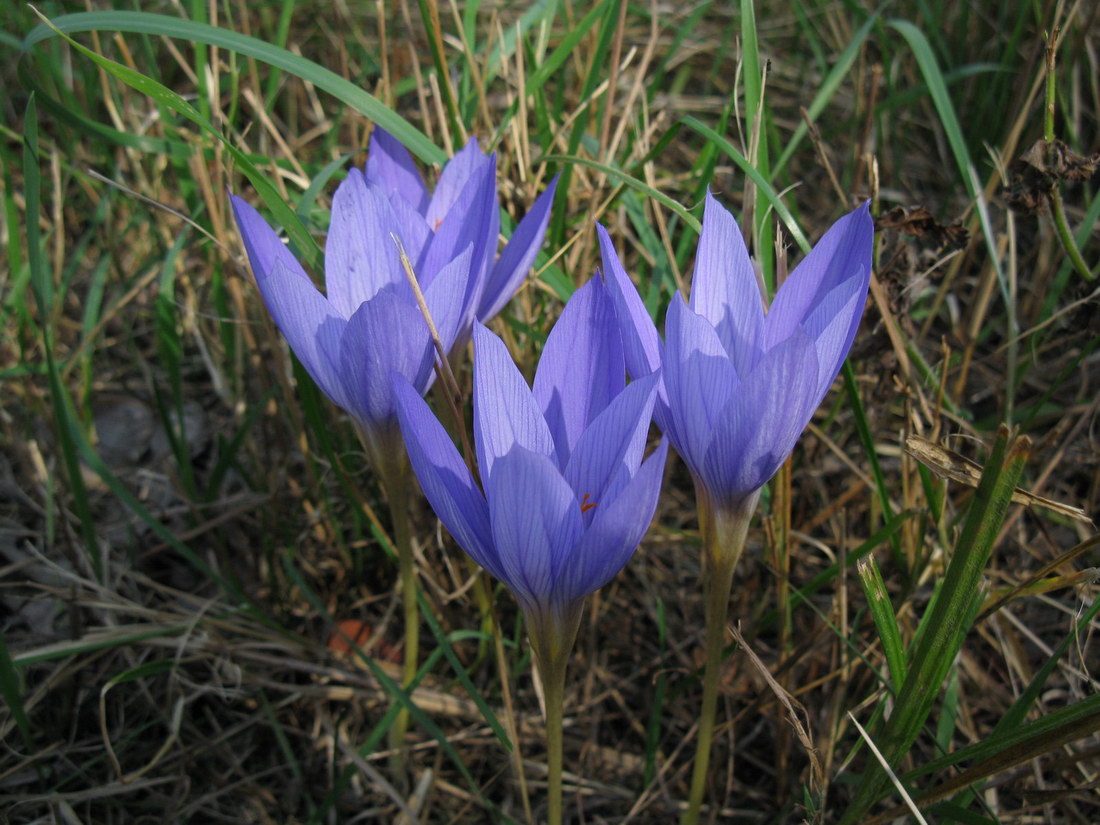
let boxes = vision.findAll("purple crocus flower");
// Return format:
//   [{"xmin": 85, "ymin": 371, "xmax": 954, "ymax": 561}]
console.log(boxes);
[
  {"xmin": 598, "ymin": 191, "xmax": 873, "ymax": 822},
  {"xmin": 599, "ymin": 191, "xmax": 873, "ymax": 512},
  {"xmin": 230, "ymin": 129, "xmax": 556, "ymax": 469},
  {"xmin": 391, "ymin": 278, "xmax": 668, "ymax": 638}
]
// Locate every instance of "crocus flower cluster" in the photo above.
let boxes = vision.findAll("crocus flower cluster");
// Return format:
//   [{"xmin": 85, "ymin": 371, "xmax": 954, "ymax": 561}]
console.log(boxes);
[
  {"xmin": 231, "ymin": 128, "xmax": 556, "ymax": 469},
  {"xmin": 599, "ymin": 191, "xmax": 873, "ymax": 514},
  {"xmin": 392, "ymin": 279, "xmax": 668, "ymax": 648}
]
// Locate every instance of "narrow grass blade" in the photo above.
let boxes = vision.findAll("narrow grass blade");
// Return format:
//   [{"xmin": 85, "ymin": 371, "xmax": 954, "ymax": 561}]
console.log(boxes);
[
  {"xmin": 839, "ymin": 426, "xmax": 1030, "ymax": 825},
  {"xmin": 680, "ymin": 116, "xmax": 810, "ymax": 252},
  {"xmin": 417, "ymin": 589, "xmax": 513, "ymax": 752},
  {"xmin": 23, "ymin": 10, "xmax": 444, "ymax": 165},
  {"xmin": 0, "ymin": 633, "xmax": 33, "ymax": 750},
  {"xmin": 23, "ymin": 93, "xmax": 102, "ymax": 580},
  {"xmin": 26, "ymin": 11, "xmax": 322, "ymax": 273},
  {"xmin": 856, "ymin": 555, "xmax": 907, "ymax": 693}
]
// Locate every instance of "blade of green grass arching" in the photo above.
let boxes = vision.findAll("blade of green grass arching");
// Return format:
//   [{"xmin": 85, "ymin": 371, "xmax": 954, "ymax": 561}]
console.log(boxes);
[
  {"xmin": 26, "ymin": 11, "xmax": 322, "ymax": 275},
  {"xmin": 772, "ymin": 11, "xmax": 879, "ymax": 176},
  {"xmin": 23, "ymin": 94, "xmax": 102, "ymax": 580},
  {"xmin": 680, "ymin": 117, "xmax": 810, "ymax": 253},
  {"xmin": 838, "ymin": 426, "xmax": 1030, "ymax": 825},
  {"xmin": 856, "ymin": 555, "xmax": 907, "ymax": 693},
  {"xmin": 23, "ymin": 10, "xmax": 444, "ymax": 165},
  {"xmin": 280, "ymin": 554, "xmax": 499, "ymax": 818},
  {"xmin": 0, "ymin": 633, "xmax": 33, "ymax": 751},
  {"xmin": 417, "ymin": 590, "xmax": 512, "ymax": 752}
]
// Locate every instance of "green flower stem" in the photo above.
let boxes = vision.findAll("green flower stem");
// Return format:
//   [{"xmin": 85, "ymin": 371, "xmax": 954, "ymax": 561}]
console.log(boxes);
[
  {"xmin": 529, "ymin": 609, "xmax": 583, "ymax": 825},
  {"xmin": 683, "ymin": 491, "xmax": 757, "ymax": 825}
]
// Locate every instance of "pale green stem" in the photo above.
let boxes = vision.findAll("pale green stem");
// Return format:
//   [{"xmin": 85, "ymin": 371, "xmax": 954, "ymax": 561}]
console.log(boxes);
[
  {"xmin": 683, "ymin": 491, "xmax": 757, "ymax": 825},
  {"xmin": 529, "ymin": 608, "xmax": 582, "ymax": 825}
]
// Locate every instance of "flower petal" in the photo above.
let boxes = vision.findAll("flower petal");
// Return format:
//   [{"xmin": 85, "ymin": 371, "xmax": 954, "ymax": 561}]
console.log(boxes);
[
  {"xmin": 487, "ymin": 446, "xmax": 584, "ymax": 615},
  {"xmin": 662, "ymin": 294, "xmax": 738, "ymax": 481},
  {"xmin": 422, "ymin": 244, "xmax": 474, "ymax": 354},
  {"xmin": 801, "ymin": 271, "xmax": 866, "ymax": 403},
  {"xmin": 472, "ymin": 323, "xmax": 555, "ymax": 483},
  {"xmin": 764, "ymin": 201, "xmax": 873, "ymax": 350},
  {"xmin": 391, "ymin": 374, "xmax": 499, "ymax": 577},
  {"xmin": 325, "ymin": 169, "xmax": 405, "ymax": 318},
  {"xmin": 563, "ymin": 372, "xmax": 659, "ymax": 515},
  {"xmin": 702, "ymin": 330, "xmax": 819, "ymax": 503},
  {"xmin": 689, "ymin": 190, "xmax": 765, "ymax": 376},
  {"xmin": 533, "ymin": 277, "xmax": 625, "ymax": 468},
  {"xmin": 230, "ymin": 195, "xmax": 348, "ymax": 406},
  {"xmin": 555, "ymin": 439, "xmax": 668, "ymax": 610},
  {"xmin": 366, "ymin": 127, "xmax": 429, "ymax": 215},
  {"xmin": 425, "ymin": 137, "xmax": 491, "ymax": 227},
  {"xmin": 337, "ymin": 288, "xmax": 433, "ymax": 429},
  {"xmin": 596, "ymin": 222, "xmax": 663, "ymax": 380},
  {"xmin": 417, "ymin": 154, "xmax": 497, "ymax": 298},
  {"xmin": 477, "ymin": 174, "xmax": 559, "ymax": 321}
]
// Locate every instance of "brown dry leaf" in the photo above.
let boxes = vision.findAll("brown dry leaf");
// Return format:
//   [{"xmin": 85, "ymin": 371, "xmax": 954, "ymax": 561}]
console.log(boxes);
[
  {"xmin": 874, "ymin": 205, "xmax": 969, "ymax": 250},
  {"xmin": 1005, "ymin": 138, "xmax": 1100, "ymax": 212},
  {"xmin": 904, "ymin": 435, "xmax": 1093, "ymax": 524}
]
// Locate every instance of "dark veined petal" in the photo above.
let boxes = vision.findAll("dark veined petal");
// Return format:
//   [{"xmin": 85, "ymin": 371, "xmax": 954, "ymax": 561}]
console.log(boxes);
[
  {"xmin": 422, "ymin": 244, "xmax": 474, "ymax": 355},
  {"xmin": 801, "ymin": 270, "xmax": 867, "ymax": 403},
  {"xmin": 596, "ymin": 222, "xmax": 664, "ymax": 380},
  {"xmin": 486, "ymin": 446, "xmax": 584, "ymax": 616},
  {"xmin": 472, "ymin": 324, "xmax": 555, "ymax": 484},
  {"xmin": 230, "ymin": 195, "xmax": 349, "ymax": 407},
  {"xmin": 702, "ymin": 329, "xmax": 819, "ymax": 504},
  {"xmin": 662, "ymin": 294, "xmax": 739, "ymax": 481},
  {"xmin": 554, "ymin": 439, "xmax": 668, "ymax": 611},
  {"xmin": 391, "ymin": 374, "xmax": 501, "ymax": 579},
  {"xmin": 563, "ymin": 372, "xmax": 659, "ymax": 516},
  {"xmin": 325, "ymin": 169, "xmax": 406, "ymax": 318},
  {"xmin": 533, "ymin": 277, "xmax": 625, "ymax": 469},
  {"xmin": 337, "ymin": 288, "xmax": 434, "ymax": 428},
  {"xmin": 476, "ymin": 174, "xmax": 559, "ymax": 322},
  {"xmin": 689, "ymin": 190, "xmax": 765, "ymax": 377},
  {"xmin": 365, "ymin": 127, "xmax": 430, "ymax": 215},
  {"xmin": 425, "ymin": 137, "xmax": 491, "ymax": 228},
  {"xmin": 764, "ymin": 201, "xmax": 873, "ymax": 350}
]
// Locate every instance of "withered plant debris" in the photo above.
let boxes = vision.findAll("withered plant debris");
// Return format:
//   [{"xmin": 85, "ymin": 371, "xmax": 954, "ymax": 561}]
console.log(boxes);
[
  {"xmin": 1005, "ymin": 138, "xmax": 1100, "ymax": 213},
  {"xmin": 874, "ymin": 205, "xmax": 969, "ymax": 251}
]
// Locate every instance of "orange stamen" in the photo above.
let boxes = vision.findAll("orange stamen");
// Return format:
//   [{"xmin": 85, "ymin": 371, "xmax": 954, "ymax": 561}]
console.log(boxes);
[{"xmin": 580, "ymin": 493, "xmax": 598, "ymax": 513}]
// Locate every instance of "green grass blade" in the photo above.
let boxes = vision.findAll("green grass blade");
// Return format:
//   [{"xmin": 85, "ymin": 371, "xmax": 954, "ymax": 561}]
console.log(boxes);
[
  {"xmin": 23, "ymin": 9, "xmax": 444, "ymax": 165},
  {"xmin": 773, "ymin": 11, "xmax": 879, "ymax": 175},
  {"xmin": 23, "ymin": 93, "xmax": 102, "ymax": 580},
  {"xmin": 0, "ymin": 633, "xmax": 33, "ymax": 750},
  {"xmin": 417, "ymin": 589, "xmax": 513, "ymax": 752},
  {"xmin": 680, "ymin": 116, "xmax": 810, "ymax": 252},
  {"xmin": 839, "ymin": 426, "xmax": 1030, "ymax": 824},
  {"xmin": 857, "ymin": 555, "xmax": 907, "ymax": 693}
]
